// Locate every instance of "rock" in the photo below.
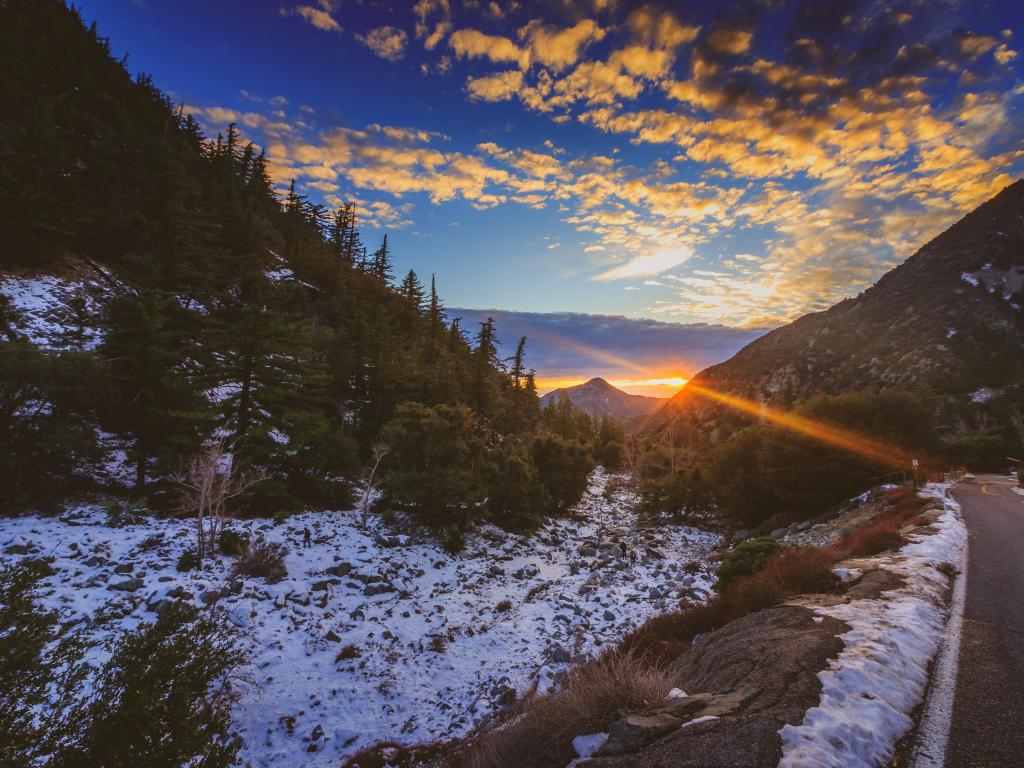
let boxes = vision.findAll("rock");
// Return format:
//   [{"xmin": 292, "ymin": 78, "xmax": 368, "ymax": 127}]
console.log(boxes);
[
  {"xmin": 166, "ymin": 586, "xmax": 193, "ymax": 600},
  {"xmin": 325, "ymin": 630, "xmax": 342, "ymax": 643},
  {"xmin": 5, "ymin": 543, "xmax": 32, "ymax": 555},
  {"xmin": 199, "ymin": 589, "xmax": 223, "ymax": 606},
  {"xmin": 363, "ymin": 582, "xmax": 395, "ymax": 596},
  {"xmin": 108, "ymin": 578, "xmax": 145, "ymax": 592},
  {"xmin": 84, "ymin": 556, "xmax": 106, "ymax": 567},
  {"xmin": 603, "ymin": 609, "xmax": 616, "ymax": 622},
  {"xmin": 312, "ymin": 579, "xmax": 340, "ymax": 592},
  {"xmin": 599, "ymin": 711, "xmax": 688, "ymax": 756},
  {"xmin": 325, "ymin": 562, "xmax": 352, "ymax": 577},
  {"xmin": 548, "ymin": 643, "xmax": 570, "ymax": 663},
  {"xmin": 114, "ymin": 563, "xmax": 134, "ymax": 574}
]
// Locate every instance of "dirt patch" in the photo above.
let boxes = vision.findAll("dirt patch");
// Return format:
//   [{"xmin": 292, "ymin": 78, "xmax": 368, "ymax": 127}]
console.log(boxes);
[{"xmin": 583, "ymin": 605, "xmax": 848, "ymax": 768}]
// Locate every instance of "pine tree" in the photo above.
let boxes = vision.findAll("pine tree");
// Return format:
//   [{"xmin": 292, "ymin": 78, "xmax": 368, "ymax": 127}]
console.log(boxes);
[
  {"xmin": 369, "ymin": 234, "xmax": 395, "ymax": 284},
  {"xmin": 427, "ymin": 274, "xmax": 445, "ymax": 334},
  {"xmin": 472, "ymin": 318, "xmax": 501, "ymax": 418},
  {"xmin": 400, "ymin": 269, "xmax": 425, "ymax": 311}
]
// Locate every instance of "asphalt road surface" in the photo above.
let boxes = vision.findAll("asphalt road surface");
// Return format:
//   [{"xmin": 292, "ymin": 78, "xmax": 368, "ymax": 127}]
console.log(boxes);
[{"xmin": 946, "ymin": 475, "xmax": 1024, "ymax": 767}]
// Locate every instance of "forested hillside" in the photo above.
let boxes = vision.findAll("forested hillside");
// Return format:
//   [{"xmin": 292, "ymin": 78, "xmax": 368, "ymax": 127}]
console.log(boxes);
[{"xmin": 0, "ymin": 0, "xmax": 608, "ymax": 531}]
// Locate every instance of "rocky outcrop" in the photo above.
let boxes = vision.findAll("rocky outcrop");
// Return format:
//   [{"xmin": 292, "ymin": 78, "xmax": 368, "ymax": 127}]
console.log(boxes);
[{"xmin": 583, "ymin": 606, "xmax": 849, "ymax": 767}]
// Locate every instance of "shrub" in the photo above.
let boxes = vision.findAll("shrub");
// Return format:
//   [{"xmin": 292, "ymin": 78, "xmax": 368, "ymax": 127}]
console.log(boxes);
[
  {"xmin": 336, "ymin": 644, "xmax": 361, "ymax": 662},
  {"xmin": 217, "ymin": 529, "xmax": 249, "ymax": 557},
  {"xmin": 427, "ymin": 636, "xmax": 448, "ymax": 653},
  {"xmin": 1, "ymin": 566, "xmax": 86, "ymax": 767},
  {"xmin": 831, "ymin": 517, "xmax": 904, "ymax": 557},
  {"xmin": 176, "ymin": 550, "xmax": 200, "ymax": 573},
  {"xmin": 105, "ymin": 499, "xmax": 147, "ymax": 528},
  {"xmin": 530, "ymin": 434, "xmax": 594, "ymax": 514},
  {"xmin": 442, "ymin": 526, "xmax": 465, "ymax": 555},
  {"xmin": 58, "ymin": 603, "xmax": 244, "ymax": 768},
  {"xmin": 715, "ymin": 537, "xmax": 781, "ymax": 590},
  {"xmin": 495, "ymin": 599, "xmax": 512, "ymax": 613},
  {"xmin": 232, "ymin": 540, "xmax": 288, "ymax": 583},
  {"xmin": 457, "ymin": 654, "xmax": 669, "ymax": 768}
]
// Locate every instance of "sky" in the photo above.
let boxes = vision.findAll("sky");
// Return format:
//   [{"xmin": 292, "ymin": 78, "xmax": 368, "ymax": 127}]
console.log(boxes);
[{"xmin": 77, "ymin": 0, "xmax": 1024, "ymax": 394}]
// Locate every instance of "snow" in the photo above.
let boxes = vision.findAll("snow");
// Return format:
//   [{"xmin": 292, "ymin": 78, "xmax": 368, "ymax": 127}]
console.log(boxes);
[
  {"xmin": 1, "ymin": 274, "xmax": 103, "ymax": 349},
  {"xmin": 960, "ymin": 272, "xmax": 979, "ymax": 287},
  {"xmin": 969, "ymin": 387, "xmax": 1000, "ymax": 404},
  {"xmin": 681, "ymin": 715, "xmax": 719, "ymax": 729},
  {"xmin": 778, "ymin": 485, "xmax": 966, "ymax": 768},
  {"xmin": 0, "ymin": 469, "xmax": 719, "ymax": 767},
  {"xmin": 572, "ymin": 732, "xmax": 609, "ymax": 758}
]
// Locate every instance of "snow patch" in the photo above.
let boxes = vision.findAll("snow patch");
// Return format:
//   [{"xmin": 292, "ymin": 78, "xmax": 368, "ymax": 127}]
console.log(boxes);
[
  {"xmin": 572, "ymin": 732, "xmax": 608, "ymax": 758},
  {"xmin": 778, "ymin": 485, "xmax": 966, "ymax": 768}
]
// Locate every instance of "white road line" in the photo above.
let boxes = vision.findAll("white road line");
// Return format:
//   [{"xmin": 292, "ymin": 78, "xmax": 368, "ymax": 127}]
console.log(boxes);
[{"xmin": 909, "ymin": 491, "xmax": 968, "ymax": 768}]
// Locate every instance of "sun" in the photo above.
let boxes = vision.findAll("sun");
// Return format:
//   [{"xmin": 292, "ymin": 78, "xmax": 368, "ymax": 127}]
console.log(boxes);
[{"xmin": 648, "ymin": 377, "xmax": 689, "ymax": 388}]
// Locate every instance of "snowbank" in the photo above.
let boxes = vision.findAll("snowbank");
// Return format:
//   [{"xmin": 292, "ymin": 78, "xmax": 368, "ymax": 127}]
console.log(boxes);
[{"xmin": 778, "ymin": 485, "xmax": 966, "ymax": 768}]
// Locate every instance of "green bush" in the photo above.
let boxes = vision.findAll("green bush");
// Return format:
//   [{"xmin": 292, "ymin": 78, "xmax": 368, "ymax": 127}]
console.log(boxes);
[
  {"xmin": 176, "ymin": 550, "xmax": 200, "ymax": 572},
  {"xmin": 715, "ymin": 537, "xmax": 781, "ymax": 590},
  {"xmin": 1, "ymin": 565, "xmax": 86, "ymax": 767},
  {"xmin": 486, "ymin": 443, "xmax": 547, "ymax": 533},
  {"xmin": 217, "ymin": 529, "xmax": 249, "ymax": 557},
  {"xmin": 531, "ymin": 434, "xmax": 594, "ymax": 514},
  {"xmin": 105, "ymin": 499, "xmax": 148, "ymax": 528},
  {"xmin": 382, "ymin": 402, "xmax": 487, "ymax": 527},
  {"xmin": 58, "ymin": 604, "xmax": 244, "ymax": 768},
  {"xmin": 442, "ymin": 526, "xmax": 465, "ymax": 555}
]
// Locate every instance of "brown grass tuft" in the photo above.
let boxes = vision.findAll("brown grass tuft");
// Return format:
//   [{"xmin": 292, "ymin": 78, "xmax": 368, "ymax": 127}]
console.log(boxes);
[{"xmin": 452, "ymin": 654, "xmax": 669, "ymax": 768}]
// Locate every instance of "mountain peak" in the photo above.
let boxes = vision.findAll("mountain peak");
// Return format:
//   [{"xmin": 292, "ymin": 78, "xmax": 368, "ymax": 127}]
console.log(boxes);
[{"xmin": 541, "ymin": 377, "xmax": 666, "ymax": 421}]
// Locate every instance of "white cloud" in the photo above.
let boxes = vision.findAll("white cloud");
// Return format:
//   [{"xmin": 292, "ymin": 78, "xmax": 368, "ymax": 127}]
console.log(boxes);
[{"xmin": 593, "ymin": 246, "xmax": 694, "ymax": 281}]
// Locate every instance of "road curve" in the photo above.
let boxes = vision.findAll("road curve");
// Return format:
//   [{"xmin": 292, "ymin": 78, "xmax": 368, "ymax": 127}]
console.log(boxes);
[{"xmin": 946, "ymin": 475, "xmax": 1024, "ymax": 768}]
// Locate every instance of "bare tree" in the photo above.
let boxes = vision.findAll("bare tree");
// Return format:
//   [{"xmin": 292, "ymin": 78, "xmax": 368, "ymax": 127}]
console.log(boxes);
[
  {"xmin": 359, "ymin": 441, "xmax": 389, "ymax": 527},
  {"xmin": 177, "ymin": 438, "xmax": 267, "ymax": 560},
  {"xmin": 622, "ymin": 435, "xmax": 647, "ymax": 484}
]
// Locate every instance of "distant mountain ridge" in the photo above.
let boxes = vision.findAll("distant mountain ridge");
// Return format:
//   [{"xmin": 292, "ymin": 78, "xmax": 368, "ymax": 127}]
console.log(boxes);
[
  {"xmin": 649, "ymin": 179, "xmax": 1024, "ymax": 435},
  {"xmin": 541, "ymin": 377, "xmax": 667, "ymax": 420}
]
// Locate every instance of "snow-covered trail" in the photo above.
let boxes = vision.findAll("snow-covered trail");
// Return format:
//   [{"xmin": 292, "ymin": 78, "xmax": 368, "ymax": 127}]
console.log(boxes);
[{"xmin": 0, "ymin": 470, "xmax": 719, "ymax": 767}]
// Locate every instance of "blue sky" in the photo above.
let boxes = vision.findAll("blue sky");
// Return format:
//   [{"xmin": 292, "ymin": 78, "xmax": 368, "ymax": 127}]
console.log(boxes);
[{"xmin": 77, "ymin": 0, "xmax": 1024, "ymax": 391}]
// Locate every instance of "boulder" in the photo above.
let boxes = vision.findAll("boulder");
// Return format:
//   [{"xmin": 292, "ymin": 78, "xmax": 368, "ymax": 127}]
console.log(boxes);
[
  {"xmin": 325, "ymin": 562, "xmax": 353, "ymax": 577},
  {"xmin": 108, "ymin": 578, "xmax": 145, "ymax": 592}
]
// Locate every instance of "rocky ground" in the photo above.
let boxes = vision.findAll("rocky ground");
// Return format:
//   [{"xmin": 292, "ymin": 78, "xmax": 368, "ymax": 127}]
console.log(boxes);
[{"xmin": 0, "ymin": 469, "xmax": 720, "ymax": 767}]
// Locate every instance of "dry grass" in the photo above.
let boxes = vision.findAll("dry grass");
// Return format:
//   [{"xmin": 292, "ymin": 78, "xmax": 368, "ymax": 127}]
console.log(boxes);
[
  {"xmin": 231, "ymin": 539, "xmax": 288, "ymax": 583},
  {"xmin": 451, "ymin": 654, "xmax": 669, "ymax": 768},
  {"xmin": 621, "ymin": 546, "xmax": 837, "ymax": 664},
  {"xmin": 342, "ymin": 740, "xmax": 453, "ymax": 768}
]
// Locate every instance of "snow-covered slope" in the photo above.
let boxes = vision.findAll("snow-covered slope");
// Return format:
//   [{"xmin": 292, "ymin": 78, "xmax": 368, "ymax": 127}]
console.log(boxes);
[{"xmin": 0, "ymin": 470, "xmax": 719, "ymax": 766}]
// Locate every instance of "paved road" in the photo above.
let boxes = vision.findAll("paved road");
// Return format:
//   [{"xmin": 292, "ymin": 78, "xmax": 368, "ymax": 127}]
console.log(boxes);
[{"xmin": 946, "ymin": 475, "xmax": 1024, "ymax": 767}]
